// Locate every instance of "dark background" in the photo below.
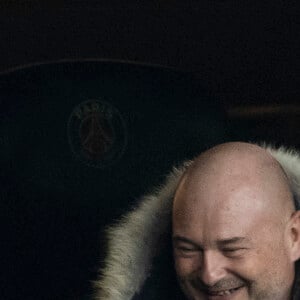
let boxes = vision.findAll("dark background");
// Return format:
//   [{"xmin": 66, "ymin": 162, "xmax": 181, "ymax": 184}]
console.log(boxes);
[
  {"xmin": 0, "ymin": 0, "xmax": 299, "ymax": 147},
  {"xmin": 1, "ymin": 1, "xmax": 299, "ymax": 299}
]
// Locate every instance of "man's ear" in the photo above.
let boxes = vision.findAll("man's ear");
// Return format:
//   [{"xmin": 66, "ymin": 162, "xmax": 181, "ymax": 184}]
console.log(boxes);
[{"xmin": 289, "ymin": 210, "xmax": 300, "ymax": 262}]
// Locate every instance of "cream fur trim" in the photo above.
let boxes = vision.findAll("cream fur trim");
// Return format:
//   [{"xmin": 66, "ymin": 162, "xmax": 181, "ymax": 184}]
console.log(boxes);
[
  {"xmin": 93, "ymin": 144, "xmax": 300, "ymax": 300},
  {"xmin": 264, "ymin": 145, "xmax": 300, "ymax": 206},
  {"xmin": 93, "ymin": 162, "xmax": 192, "ymax": 300}
]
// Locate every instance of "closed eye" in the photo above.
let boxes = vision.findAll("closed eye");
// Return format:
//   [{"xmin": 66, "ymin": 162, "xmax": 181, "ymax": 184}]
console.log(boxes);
[
  {"xmin": 172, "ymin": 236, "xmax": 202, "ymax": 257},
  {"xmin": 177, "ymin": 246, "xmax": 197, "ymax": 252},
  {"xmin": 222, "ymin": 248, "xmax": 248, "ymax": 257},
  {"xmin": 174, "ymin": 246, "xmax": 200, "ymax": 257}
]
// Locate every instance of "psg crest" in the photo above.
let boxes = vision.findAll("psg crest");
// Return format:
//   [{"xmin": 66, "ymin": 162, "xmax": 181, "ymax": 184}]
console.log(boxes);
[{"xmin": 68, "ymin": 99, "xmax": 127, "ymax": 168}]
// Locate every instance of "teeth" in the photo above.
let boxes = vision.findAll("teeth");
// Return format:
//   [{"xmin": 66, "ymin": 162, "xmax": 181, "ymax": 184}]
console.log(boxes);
[
  {"xmin": 209, "ymin": 287, "xmax": 241, "ymax": 296},
  {"xmin": 212, "ymin": 289, "xmax": 232, "ymax": 296}
]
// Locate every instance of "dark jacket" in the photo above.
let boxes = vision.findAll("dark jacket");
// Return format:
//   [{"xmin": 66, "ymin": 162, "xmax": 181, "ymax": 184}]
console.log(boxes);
[{"xmin": 94, "ymin": 144, "xmax": 300, "ymax": 300}]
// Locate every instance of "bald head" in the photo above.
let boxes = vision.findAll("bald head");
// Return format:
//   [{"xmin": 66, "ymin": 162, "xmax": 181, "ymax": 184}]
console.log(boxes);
[{"xmin": 174, "ymin": 142, "xmax": 294, "ymax": 224}]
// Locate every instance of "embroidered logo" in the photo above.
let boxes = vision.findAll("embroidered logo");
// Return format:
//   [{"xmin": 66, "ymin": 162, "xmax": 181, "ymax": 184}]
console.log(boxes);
[{"xmin": 68, "ymin": 100, "xmax": 127, "ymax": 168}]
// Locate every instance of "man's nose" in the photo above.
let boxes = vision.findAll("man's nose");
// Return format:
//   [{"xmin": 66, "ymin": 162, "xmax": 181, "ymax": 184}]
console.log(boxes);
[{"xmin": 197, "ymin": 250, "xmax": 227, "ymax": 286}]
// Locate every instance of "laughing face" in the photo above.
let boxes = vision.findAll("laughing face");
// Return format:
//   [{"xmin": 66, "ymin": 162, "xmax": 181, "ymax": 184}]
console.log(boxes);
[{"xmin": 172, "ymin": 143, "xmax": 300, "ymax": 300}]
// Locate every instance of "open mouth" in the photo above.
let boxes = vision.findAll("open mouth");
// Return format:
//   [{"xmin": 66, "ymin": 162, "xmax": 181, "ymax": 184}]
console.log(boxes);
[{"xmin": 206, "ymin": 285, "xmax": 244, "ymax": 297}]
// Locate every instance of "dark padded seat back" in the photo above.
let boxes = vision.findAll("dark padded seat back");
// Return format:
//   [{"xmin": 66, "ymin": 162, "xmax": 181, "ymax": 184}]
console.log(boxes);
[{"xmin": 0, "ymin": 61, "xmax": 229, "ymax": 299}]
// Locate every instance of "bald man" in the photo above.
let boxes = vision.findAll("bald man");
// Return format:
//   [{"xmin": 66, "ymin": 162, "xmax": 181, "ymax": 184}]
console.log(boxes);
[
  {"xmin": 173, "ymin": 142, "xmax": 300, "ymax": 300},
  {"xmin": 94, "ymin": 142, "xmax": 300, "ymax": 300}
]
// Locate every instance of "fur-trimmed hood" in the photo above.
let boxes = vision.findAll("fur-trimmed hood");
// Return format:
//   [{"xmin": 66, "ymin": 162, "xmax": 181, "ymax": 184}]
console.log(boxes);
[{"xmin": 93, "ymin": 144, "xmax": 300, "ymax": 300}]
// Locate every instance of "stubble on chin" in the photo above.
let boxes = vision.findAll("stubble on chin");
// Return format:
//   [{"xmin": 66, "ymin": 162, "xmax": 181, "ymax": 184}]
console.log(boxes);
[{"xmin": 177, "ymin": 274, "xmax": 248, "ymax": 300}]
